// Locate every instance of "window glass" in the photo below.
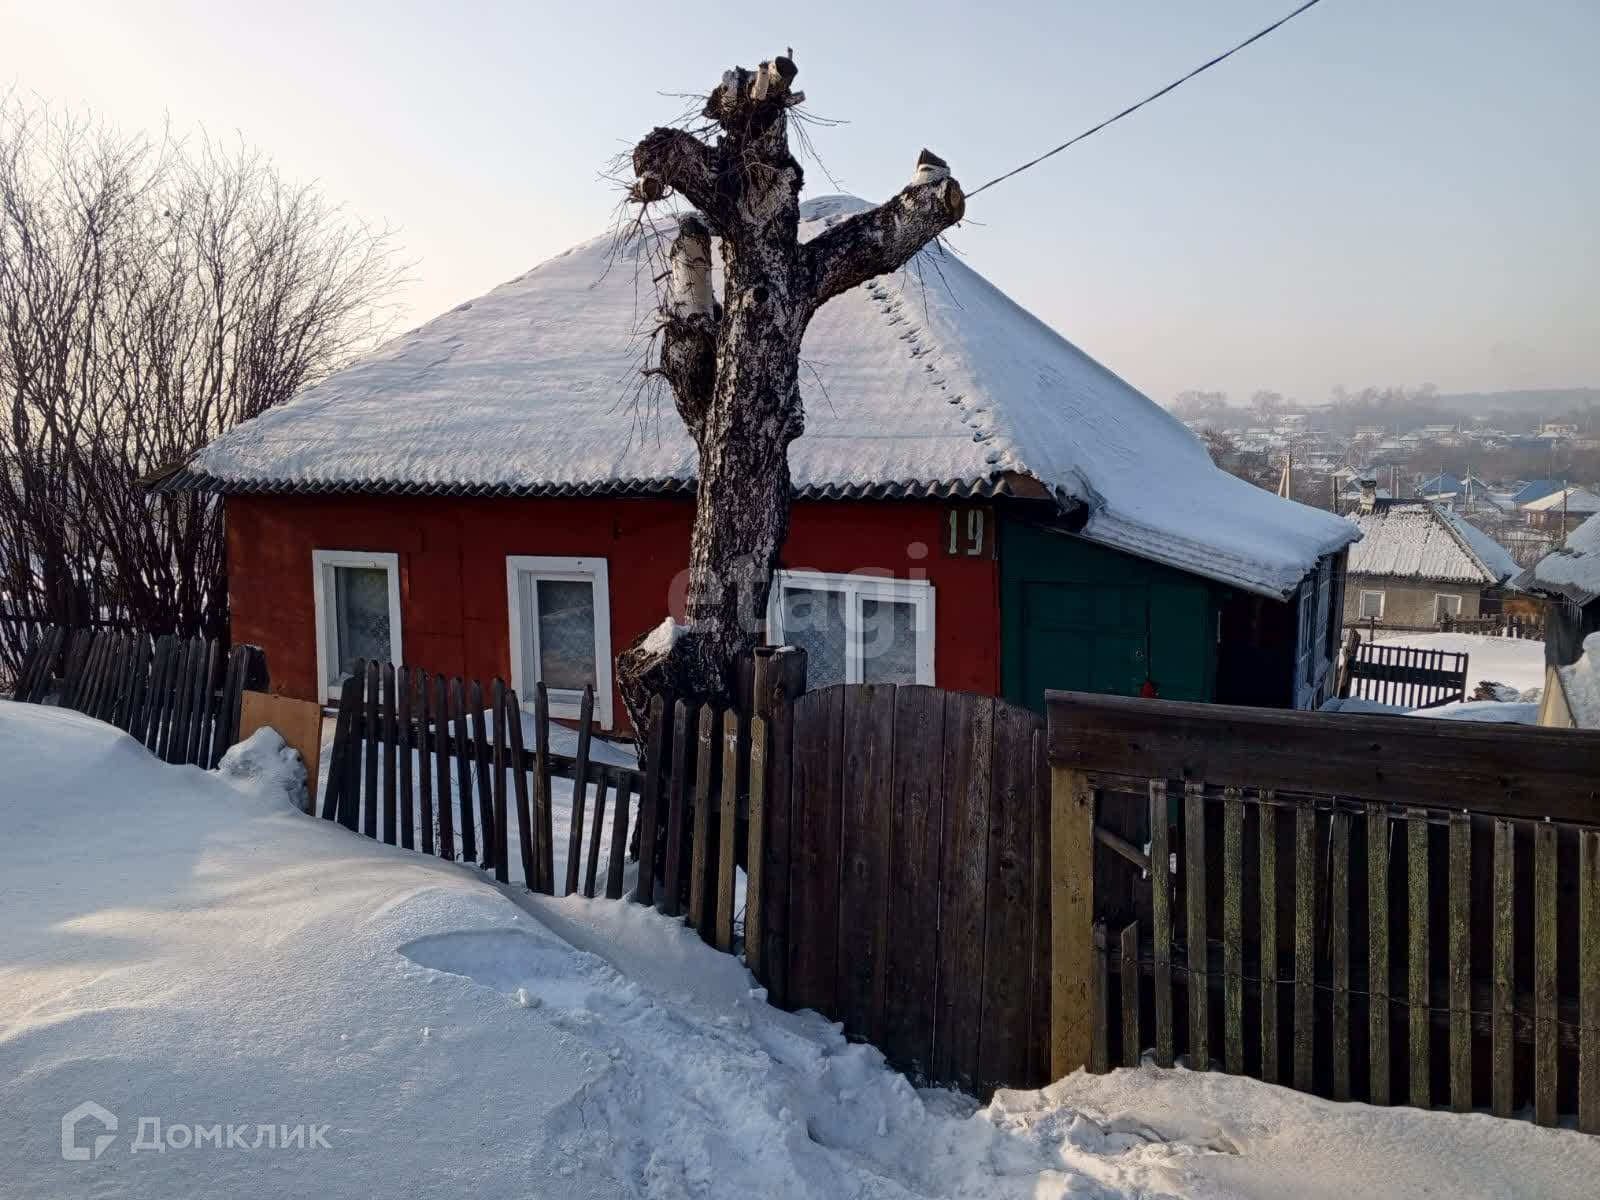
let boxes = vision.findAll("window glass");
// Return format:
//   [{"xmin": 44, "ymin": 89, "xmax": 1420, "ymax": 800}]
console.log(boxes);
[
  {"xmin": 535, "ymin": 578, "xmax": 597, "ymax": 692},
  {"xmin": 334, "ymin": 566, "xmax": 392, "ymax": 676},
  {"xmin": 780, "ymin": 586, "xmax": 847, "ymax": 687},
  {"xmin": 1434, "ymin": 594, "xmax": 1462, "ymax": 621},
  {"xmin": 1359, "ymin": 591, "xmax": 1384, "ymax": 619},
  {"xmin": 860, "ymin": 596, "xmax": 917, "ymax": 684}
]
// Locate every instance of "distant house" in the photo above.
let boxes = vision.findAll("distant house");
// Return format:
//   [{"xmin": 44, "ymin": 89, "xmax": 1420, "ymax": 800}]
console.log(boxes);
[
  {"xmin": 157, "ymin": 197, "xmax": 1358, "ymax": 728},
  {"xmin": 1522, "ymin": 487, "xmax": 1600, "ymax": 535},
  {"xmin": 1509, "ymin": 480, "xmax": 1564, "ymax": 507},
  {"xmin": 1342, "ymin": 486, "xmax": 1519, "ymax": 626},
  {"xmin": 1517, "ymin": 512, "xmax": 1600, "ymax": 669}
]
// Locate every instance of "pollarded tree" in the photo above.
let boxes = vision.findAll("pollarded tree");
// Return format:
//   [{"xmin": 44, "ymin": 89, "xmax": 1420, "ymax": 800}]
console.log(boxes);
[{"xmin": 616, "ymin": 54, "xmax": 964, "ymax": 728}]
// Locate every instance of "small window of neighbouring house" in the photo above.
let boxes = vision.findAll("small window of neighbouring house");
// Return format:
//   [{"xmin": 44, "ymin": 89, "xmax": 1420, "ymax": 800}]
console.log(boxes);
[
  {"xmin": 767, "ymin": 571, "xmax": 934, "ymax": 688},
  {"xmin": 313, "ymin": 550, "xmax": 403, "ymax": 703},
  {"xmin": 1359, "ymin": 590, "xmax": 1385, "ymax": 620},
  {"xmin": 1434, "ymin": 593, "xmax": 1463, "ymax": 621},
  {"xmin": 506, "ymin": 556, "xmax": 613, "ymax": 727}
]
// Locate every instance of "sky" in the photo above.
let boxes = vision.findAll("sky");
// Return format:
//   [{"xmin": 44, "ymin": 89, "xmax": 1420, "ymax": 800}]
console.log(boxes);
[{"xmin": 2, "ymin": 0, "xmax": 1596, "ymax": 406}]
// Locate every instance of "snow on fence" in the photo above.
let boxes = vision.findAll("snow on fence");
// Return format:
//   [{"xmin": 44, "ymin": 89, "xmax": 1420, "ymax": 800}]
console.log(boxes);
[
  {"xmin": 9, "ymin": 625, "xmax": 267, "ymax": 769},
  {"xmin": 1048, "ymin": 690, "xmax": 1600, "ymax": 1132},
  {"xmin": 1343, "ymin": 612, "xmax": 1546, "ymax": 642}
]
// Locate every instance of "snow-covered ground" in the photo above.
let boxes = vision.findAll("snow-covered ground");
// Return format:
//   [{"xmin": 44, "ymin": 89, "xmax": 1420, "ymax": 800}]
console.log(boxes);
[
  {"xmin": 1373, "ymin": 630, "xmax": 1546, "ymax": 696},
  {"xmin": 3, "ymin": 701, "xmax": 1597, "ymax": 1198}
]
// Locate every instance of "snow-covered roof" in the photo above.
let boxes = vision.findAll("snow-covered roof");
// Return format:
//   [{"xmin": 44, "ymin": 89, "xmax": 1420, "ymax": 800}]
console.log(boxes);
[
  {"xmin": 1346, "ymin": 501, "xmax": 1514, "ymax": 586},
  {"xmin": 1518, "ymin": 511, "xmax": 1600, "ymax": 604},
  {"xmin": 1521, "ymin": 487, "xmax": 1600, "ymax": 514},
  {"xmin": 1555, "ymin": 632, "xmax": 1600, "ymax": 729},
  {"xmin": 177, "ymin": 196, "xmax": 1356, "ymax": 599}
]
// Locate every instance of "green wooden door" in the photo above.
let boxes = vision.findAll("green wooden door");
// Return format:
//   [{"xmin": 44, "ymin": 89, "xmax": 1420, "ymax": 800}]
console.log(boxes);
[{"xmin": 1001, "ymin": 515, "xmax": 1219, "ymax": 713}]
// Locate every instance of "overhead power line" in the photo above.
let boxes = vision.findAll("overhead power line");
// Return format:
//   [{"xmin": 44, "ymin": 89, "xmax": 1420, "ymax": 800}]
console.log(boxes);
[{"xmin": 965, "ymin": 0, "xmax": 1328, "ymax": 199}]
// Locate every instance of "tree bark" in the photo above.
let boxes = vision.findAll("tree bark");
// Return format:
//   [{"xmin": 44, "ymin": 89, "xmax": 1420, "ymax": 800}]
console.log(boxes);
[{"xmin": 617, "ymin": 57, "xmax": 964, "ymax": 738}]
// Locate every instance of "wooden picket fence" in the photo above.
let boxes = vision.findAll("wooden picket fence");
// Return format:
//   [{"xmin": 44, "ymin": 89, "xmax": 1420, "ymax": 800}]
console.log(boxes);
[
  {"xmin": 10, "ymin": 625, "xmax": 267, "ymax": 769},
  {"xmin": 320, "ymin": 660, "xmax": 648, "ymax": 898},
  {"xmin": 1048, "ymin": 690, "xmax": 1600, "ymax": 1132},
  {"xmin": 1340, "ymin": 634, "xmax": 1468, "ymax": 708}
]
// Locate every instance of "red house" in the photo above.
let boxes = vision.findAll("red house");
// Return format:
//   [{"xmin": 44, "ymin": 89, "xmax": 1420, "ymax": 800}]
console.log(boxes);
[{"xmin": 162, "ymin": 197, "xmax": 1358, "ymax": 730}]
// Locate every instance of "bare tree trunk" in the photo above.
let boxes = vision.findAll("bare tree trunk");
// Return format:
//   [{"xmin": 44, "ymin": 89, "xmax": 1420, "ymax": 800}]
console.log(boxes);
[{"xmin": 616, "ymin": 57, "xmax": 964, "ymax": 732}]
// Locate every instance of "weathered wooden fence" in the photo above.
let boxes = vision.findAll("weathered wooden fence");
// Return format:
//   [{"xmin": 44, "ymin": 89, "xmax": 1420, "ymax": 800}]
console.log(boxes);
[
  {"xmin": 10, "ymin": 625, "xmax": 267, "ymax": 769},
  {"xmin": 321, "ymin": 660, "xmax": 649, "ymax": 898},
  {"xmin": 1442, "ymin": 613, "xmax": 1545, "ymax": 640},
  {"xmin": 1047, "ymin": 690, "xmax": 1600, "ymax": 1132},
  {"xmin": 1341, "ymin": 636, "xmax": 1468, "ymax": 708}
]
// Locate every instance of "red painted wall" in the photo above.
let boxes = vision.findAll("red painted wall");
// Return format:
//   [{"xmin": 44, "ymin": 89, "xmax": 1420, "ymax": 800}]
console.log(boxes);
[{"xmin": 226, "ymin": 493, "xmax": 1000, "ymax": 727}]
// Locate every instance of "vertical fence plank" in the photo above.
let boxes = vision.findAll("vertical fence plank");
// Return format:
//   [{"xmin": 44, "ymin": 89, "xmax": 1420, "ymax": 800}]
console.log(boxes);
[
  {"xmin": 565, "ymin": 687, "xmax": 596, "ymax": 897},
  {"xmin": 790, "ymin": 687, "xmax": 846, "ymax": 1020},
  {"xmin": 339, "ymin": 664, "xmax": 366, "ymax": 831},
  {"xmin": 1294, "ymin": 803, "xmax": 1315, "ymax": 1092},
  {"xmin": 633, "ymin": 696, "xmax": 667, "ymax": 907},
  {"xmin": 606, "ymin": 771, "xmax": 631, "ymax": 902},
  {"xmin": 381, "ymin": 664, "xmax": 399, "ymax": 846},
  {"xmin": 584, "ymin": 771, "xmax": 609, "ymax": 900},
  {"xmin": 418, "ymin": 670, "xmax": 437, "ymax": 856},
  {"xmin": 533, "ymin": 684, "xmax": 554, "ymax": 892},
  {"xmin": 933, "ymin": 692, "xmax": 992, "ymax": 1092},
  {"xmin": 1258, "ymin": 793, "xmax": 1279, "ymax": 1085},
  {"xmin": 1185, "ymin": 782, "xmax": 1209, "ymax": 1073},
  {"xmin": 663, "ymin": 700, "xmax": 692, "ymax": 918},
  {"xmin": 1089, "ymin": 925, "xmax": 1109, "ymax": 1074},
  {"xmin": 1330, "ymin": 809, "xmax": 1351, "ymax": 1101},
  {"xmin": 434, "ymin": 675, "xmax": 455, "ymax": 861},
  {"xmin": 1121, "ymin": 921, "xmax": 1141, "ymax": 1069},
  {"xmin": 492, "ymin": 679, "xmax": 511, "ymax": 885},
  {"xmin": 450, "ymin": 678, "xmax": 474, "ymax": 862},
  {"xmin": 1579, "ymin": 829, "xmax": 1599, "ymax": 1135},
  {"xmin": 397, "ymin": 668, "xmax": 415, "ymax": 851},
  {"xmin": 469, "ymin": 679, "xmax": 494, "ymax": 870},
  {"xmin": 1407, "ymin": 810, "xmax": 1430, "ymax": 1108},
  {"xmin": 688, "ymin": 704, "xmax": 716, "ymax": 936},
  {"xmin": 322, "ymin": 673, "xmax": 360, "ymax": 822},
  {"xmin": 715, "ymin": 710, "xmax": 739, "ymax": 950},
  {"xmin": 189, "ymin": 639, "xmax": 219, "ymax": 768},
  {"xmin": 1222, "ymin": 788, "xmax": 1244, "ymax": 1075},
  {"xmin": 1491, "ymin": 817, "xmax": 1514, "ymax": 1118},
  {"xmin": 505, "ymin": 686, "xmax": 532, "ymax": 885},
  {"xmin": 1447, "ymin": 811, "xmax": 1471, "ymax": 1112},
  {"xmin": 1368, "ymin": 803, "xmax": 1390, "ymax": 1105},
  {"xmin": 1534, "ymin": 821, "xmax": 1558, "ymax": 1127},
  {"xmin": 359, "ymin": 662, "xmax": 379, "ymax": 838},
  {"xmin": 841, "ymin": 684, "xmax": 897, "ymax": 1048},
  {"xmin": 1151, "ymin": 780, "xmax": 1174, "ymax": 1069},
  {"xmin": 1047, "ymin": 762, "xmax": 1094, "ymax": 1082},
  {"xmin": 136, "ymin": 636, "xmax": 170, "ymax": 749},
  {"xmin": 121, "ymin": 636, "xmax": 148, "ymax": 741},
  {"xmin": 880, "ymin": 687, "xmax": 945, "ymax": 1082},
  {"xmin": 741, "ymin": 713, "xmax": 769, "ymax": 945},
  {"xmin": 756, "ymin": 650, "xmax": 806, "ymax": 1007},
  {"xmin": 162, "ymin": 639, "xmax": 193, "ymax": 763}
]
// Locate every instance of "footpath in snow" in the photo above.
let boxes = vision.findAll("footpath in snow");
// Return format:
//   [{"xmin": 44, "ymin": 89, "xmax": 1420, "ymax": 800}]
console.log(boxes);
[{"xmin": 2, "ymin": 702, "xmax": 1596, "ymax": 1198}]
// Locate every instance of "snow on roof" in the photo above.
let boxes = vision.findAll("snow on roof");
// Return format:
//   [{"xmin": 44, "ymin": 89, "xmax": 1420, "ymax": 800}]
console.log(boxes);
[
  {"xmin": 184, "ymin": 196, "xmax": 1356, "ymax": 599},
  {"xmin": 1521, "ymin": 486, "xmax": 1600, "ymax": 513},
  {"xmin": 1510, "ymin": 479, "xmax": 1563, "ymax": 506},
  {"xmin": 1434, "ymin": 506, "xmax": 1519, "ymax": 583},
  {"xmin": 1556, "ymin": 632, "xmax": 1600, "ymax": 729},
  {"xmin": 1346, "ymin": 501, "xmax": 1510, "ymax": 585},
  {"xmin": 1518, "ymin": 511, "xmax": 1600, "ymax": 604}
]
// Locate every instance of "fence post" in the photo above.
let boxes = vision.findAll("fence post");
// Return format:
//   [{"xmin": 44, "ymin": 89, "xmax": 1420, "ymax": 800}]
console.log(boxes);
[
  {"xmin": 751, "ymin": 646, "xmax": 806, "ymax": 1005},
  {"xmin": 1047, "ymin": 705, "xmax": 1096, "ymax": 1079}
]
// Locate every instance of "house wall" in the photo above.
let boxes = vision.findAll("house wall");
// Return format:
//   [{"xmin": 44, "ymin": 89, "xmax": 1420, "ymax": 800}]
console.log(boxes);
[
  {"xmin": 225, "ymin": 493, "xmax": 1001, "ymax": 727},
  {"xmin": 1342, "ymin": 575, "xmax": 1482, "ymax": 626}
]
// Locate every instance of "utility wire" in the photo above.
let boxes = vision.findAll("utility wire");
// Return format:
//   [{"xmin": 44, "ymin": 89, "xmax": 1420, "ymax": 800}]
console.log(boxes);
[{"xmin": 965, "ymin": 0, "xmax": 1327, "ymax": 199}]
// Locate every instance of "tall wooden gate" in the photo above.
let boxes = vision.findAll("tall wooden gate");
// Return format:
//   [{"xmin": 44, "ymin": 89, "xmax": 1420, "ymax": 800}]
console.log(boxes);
[{"xmin": 779, "ymin": 683, "xmax": 1052, "ymax": 1096}]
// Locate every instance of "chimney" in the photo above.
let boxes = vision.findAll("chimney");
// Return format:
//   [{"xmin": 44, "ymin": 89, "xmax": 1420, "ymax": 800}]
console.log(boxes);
[{"xmin": 1358, "ymin": 478, "xmax": 1378, "ymax": 514}]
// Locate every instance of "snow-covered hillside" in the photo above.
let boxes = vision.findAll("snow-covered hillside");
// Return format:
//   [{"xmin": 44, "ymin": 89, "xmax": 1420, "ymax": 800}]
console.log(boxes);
[{"xmin": 2, "ymin": 702, "xmax": 1595, "ymax": 1198}]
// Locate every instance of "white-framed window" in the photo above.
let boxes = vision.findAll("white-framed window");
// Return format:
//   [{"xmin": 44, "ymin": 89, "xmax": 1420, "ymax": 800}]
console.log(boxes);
[
  {"xmin": 1358, "ymin": 590, "xmax": 1385, "ymax": 620},
  {"xmin": 1434, "ymin": 593, "xmax": 1463, "ymax": 621},
  {"xmin": 312, "ymin": 549, "xmax": 403, "ymax": 704},
  {"xmin": 506, "ymin": 556, "xmax": 613, "ymax": 728},
  {"xmin": 765, "ymin": 570, "xmax": 935, "ymax": 688}
]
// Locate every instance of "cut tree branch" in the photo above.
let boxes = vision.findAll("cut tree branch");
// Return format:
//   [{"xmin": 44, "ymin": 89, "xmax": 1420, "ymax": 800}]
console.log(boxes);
[
  {"xmin": 802, "ymin": 151, "xmax": 965, "ymax": 309},
  {"xmin": 631, "ymin": 127, "xmax": 723, "ymax": 223}
]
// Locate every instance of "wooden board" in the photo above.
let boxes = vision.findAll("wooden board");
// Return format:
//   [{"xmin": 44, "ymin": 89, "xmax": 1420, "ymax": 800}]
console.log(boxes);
[
  {"xmin": 789, "ymin": 686, "xmax": 845, "ymax": 1019},
  {"xmin": 837, "ymin": 684, "xmax": 896, "ymax": 1044},
  {"xmin": 932, "ymin": 691, "xmax": 992, "ymax": 1092},
  {"xmin": 239, "ymin": 690, "xmax": 324, "ymax": 813},
  {"xmin": 1049, "ymin": 764, "xmax": 1094, "ymax": 1081}
]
